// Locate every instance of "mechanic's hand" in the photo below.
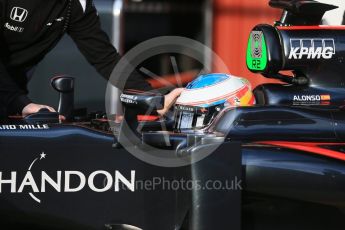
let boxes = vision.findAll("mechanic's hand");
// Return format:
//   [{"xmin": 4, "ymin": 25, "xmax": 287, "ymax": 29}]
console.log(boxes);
[
  {"xmin": 157, "ymin": 88, "xmax": 184, "ymax": 116},
  {"xmin": 22, "ymin": 103, "xmax": 56, "ymax": 116},
  {"xmin": 22, "ymin": 103, "xmax": 66, "ymax": 121}
]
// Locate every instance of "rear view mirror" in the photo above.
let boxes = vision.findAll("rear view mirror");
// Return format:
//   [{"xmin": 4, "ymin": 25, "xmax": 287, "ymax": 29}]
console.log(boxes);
[{"xmin": 120, "ymin": 90, "xmax": 164, "ymax": 111}]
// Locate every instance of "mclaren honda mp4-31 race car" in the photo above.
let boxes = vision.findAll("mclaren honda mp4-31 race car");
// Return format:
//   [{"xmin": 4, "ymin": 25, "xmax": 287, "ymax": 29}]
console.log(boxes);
[{"xmin": 1, "ymin": 0, "xmax": 345, "ymax": 230}]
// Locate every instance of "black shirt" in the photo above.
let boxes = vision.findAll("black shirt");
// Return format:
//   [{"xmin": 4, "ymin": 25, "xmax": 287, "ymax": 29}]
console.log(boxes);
[{"xmin": 0, "ymin": 0, "xmax": 152, "ymax": 114}]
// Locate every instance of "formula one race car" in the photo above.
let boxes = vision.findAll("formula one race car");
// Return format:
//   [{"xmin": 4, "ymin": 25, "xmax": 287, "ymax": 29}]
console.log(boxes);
[{"xmin": 1, "ymin": 0, "xmax": 345, "ymax": 230}]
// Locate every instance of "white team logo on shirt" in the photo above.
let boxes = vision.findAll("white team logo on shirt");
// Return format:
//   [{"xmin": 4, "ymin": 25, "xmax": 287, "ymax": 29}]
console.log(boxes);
[
  {"xmin": 10, "ymin": 7, "xmax": 28, "ymax": 22},
  {"xmin": 79, "ymin": 0, "xmax": 87, "ymax": 12}
]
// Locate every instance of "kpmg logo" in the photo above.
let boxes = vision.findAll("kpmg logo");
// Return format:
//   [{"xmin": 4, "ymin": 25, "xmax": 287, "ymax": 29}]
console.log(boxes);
[
  {"xmin": 10, "ymin": 7, "xmax": 28, "ymax": 22},
  {"xmin": 289, "ymin": 38, "xmax": 335, "ymax": 60}
]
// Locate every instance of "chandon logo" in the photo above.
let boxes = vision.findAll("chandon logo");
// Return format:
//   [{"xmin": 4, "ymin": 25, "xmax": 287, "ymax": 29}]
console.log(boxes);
[
  {"xmin": 0, "ymin": 153, "xmax": 136, "ymax": 203},
  {"xmin": 288, "ymin": 38, "xmax": 335, "ymax": 59}
]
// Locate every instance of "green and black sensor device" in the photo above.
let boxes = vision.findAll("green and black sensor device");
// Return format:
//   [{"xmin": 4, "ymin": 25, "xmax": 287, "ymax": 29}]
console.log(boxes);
[{"xmin": 246, "ymin": 0, "xmax": 345, "ymax": 87}]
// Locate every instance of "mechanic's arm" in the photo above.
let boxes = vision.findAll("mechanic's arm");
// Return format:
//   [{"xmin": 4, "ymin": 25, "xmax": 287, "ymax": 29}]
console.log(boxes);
[
  {"xmin": 67, "ymin": 0, "xmax": 183, "ymax": 114},
  {"xmin": 67, "ymin": 0, "xmax": 151, "ymax": 91},
  {"xmin": 0, "ymin": 60, "xmax": 55, "ymax": 116},
  {"xmin": 0, "ymin": 4, "xmax": 55, "ymax": 117}
]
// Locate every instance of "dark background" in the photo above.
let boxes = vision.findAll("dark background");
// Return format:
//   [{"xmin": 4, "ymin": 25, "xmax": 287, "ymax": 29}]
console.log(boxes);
[{"xmin": 28, "ymin": 0, "xmax": 208, "ymax": 112}]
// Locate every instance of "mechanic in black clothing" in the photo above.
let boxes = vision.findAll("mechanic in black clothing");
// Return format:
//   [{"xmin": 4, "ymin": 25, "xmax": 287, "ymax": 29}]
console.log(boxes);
[{"xmin": 0, "ymin": 0, "xmax": 182, "ymax": 118}]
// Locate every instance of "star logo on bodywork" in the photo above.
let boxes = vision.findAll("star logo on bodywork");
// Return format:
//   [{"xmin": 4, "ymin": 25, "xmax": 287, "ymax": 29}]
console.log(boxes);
[{"xmin": 40, "ymin": 152, "xmax": 46, "ymax": 160}]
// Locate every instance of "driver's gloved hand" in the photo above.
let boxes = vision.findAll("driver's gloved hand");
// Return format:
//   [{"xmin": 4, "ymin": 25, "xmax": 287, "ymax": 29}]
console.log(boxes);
[{"xmin": 158, "ymin": 88, "xmax": 184, "ymax": 116}]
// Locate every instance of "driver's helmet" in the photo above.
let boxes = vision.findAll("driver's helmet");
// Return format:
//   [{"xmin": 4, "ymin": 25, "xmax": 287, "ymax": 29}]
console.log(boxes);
[{"xmin": 174, "ymin": 73, "xmax": 255, "ymax": 130}]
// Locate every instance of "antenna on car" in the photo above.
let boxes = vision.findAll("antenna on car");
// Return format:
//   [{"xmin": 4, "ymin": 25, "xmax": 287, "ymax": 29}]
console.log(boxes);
[{"xmin": 270, "ymin": 0, "xmax": 338, "ymax": 26}]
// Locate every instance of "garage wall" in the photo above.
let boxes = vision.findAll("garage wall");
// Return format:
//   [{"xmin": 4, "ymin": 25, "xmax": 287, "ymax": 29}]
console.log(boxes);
[
  {"xmin": 319, "ymin": 0, "xmax": 345, "ymax": 25},
  {"xmin": 213, "ymin": 0, "xmax": 282, "ymax": 88}
]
